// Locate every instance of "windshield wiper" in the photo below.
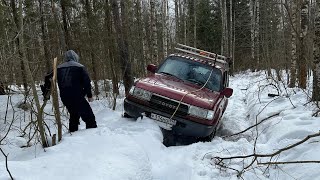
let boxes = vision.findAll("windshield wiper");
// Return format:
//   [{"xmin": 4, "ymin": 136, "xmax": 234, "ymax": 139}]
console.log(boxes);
[
  {"xmin": 159, "ymin": 72, "xmax": 182, "ymax": 80},
  {"xmin": 187, "ymin": 79, "xmax": 206, "ymax": 87}
]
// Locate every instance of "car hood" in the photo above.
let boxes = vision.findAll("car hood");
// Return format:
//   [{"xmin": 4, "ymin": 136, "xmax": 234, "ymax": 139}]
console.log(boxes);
[{"xmin": 135, "ymin": 73, "xmax": 221, "ymax": 109}]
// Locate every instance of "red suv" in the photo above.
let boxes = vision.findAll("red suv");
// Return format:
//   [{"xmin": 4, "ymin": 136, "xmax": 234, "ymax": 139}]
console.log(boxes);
[{"xmin": 124, "ymin": 44, "xmax": 233, "ymax": 145}]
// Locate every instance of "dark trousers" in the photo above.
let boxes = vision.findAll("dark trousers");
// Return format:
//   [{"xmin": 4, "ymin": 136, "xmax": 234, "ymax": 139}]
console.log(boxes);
[{"xmin": 62, "ymin": 96, "xmax": 97, "ymax": 132}]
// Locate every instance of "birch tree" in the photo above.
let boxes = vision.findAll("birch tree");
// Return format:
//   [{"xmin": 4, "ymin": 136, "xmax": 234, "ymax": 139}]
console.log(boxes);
[
  {"xmin": 150, "ymin": 0, "xmax": 158, "ymax": 63},
  {"xmin": 162, "ymin": 0, "xmax": 168, "ymax": 57},
  {"xmin": 249, "ymin": 0, "xmax": 260, "ymax": 69},
  {"xmin": 298, "ymin": 0, "xmax": 309, "ymax": 89},
  {"xmin": 289, "ymin": 0, "xmax": 300, "ymax": 87},
  {"xmin": 175, "ymin": 0, "xmax": 180, "ymax": 43},
  {"xmin": 313, "ymin": 0, "xmax": 320, "ymax": 101},
  {"xmin": 221, "ymin": 0, "xmax": 228, "ymax": 55}
]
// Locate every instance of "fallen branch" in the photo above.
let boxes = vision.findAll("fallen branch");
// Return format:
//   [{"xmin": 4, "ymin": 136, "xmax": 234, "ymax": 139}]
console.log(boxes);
[
  {"xmin": 258, "ymin": 160, "xmax": 320, "ymax": 165},
  {"xmin": 215, "ymin": 131, "xmax": 320, "ymax": 177},
  {"xmin": 217, "ymin": 131, "xmax": 320, "ymax": 161},
  {"xmin": 0, "ymin": 148, "xmax": 14, "ymax": 180}
]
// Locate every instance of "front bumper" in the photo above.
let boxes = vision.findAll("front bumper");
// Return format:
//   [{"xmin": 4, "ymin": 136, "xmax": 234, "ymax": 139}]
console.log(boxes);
[{"xmin": 124, "ymin": 98, "xmax": 215, "ymax": 137}]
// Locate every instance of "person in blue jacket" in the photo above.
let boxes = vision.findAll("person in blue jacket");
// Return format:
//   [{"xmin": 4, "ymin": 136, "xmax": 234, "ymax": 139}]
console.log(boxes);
[{"xmin": 41, "ymin": 50, "xmax": 97, "ymax": 132}]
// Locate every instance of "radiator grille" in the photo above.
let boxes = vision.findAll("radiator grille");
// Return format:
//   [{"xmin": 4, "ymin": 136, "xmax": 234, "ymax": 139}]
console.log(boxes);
[{"xmin": 149, "ymin": 95, "xmax": 189, "ymax": 117}]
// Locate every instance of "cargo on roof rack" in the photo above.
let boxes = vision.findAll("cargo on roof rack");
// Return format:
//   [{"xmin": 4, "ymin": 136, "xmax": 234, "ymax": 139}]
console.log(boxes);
[{"xmin": 174, "ymin": 43, "xmax": 232, "ymax": 70}]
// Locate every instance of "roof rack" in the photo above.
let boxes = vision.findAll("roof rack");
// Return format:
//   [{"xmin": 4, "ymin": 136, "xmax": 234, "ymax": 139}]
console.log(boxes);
[{"xmin": 174, "ymin": 43, "xmax": 230, "ymax": 68}]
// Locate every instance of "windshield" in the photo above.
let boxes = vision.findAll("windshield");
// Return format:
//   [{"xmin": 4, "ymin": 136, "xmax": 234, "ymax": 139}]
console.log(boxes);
[{"xmin": 157, "ymin": 56, "xmax": 222, "ymax": 92}]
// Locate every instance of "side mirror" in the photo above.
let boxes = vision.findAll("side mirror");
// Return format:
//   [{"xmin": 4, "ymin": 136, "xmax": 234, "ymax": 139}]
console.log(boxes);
[
  {"xmin": 147, "ymin": 64, "xmax": 157, "ymax": 74},
  {"xmin": 221, "ymin": 88, "xmax": 233, "ymax": 98}
]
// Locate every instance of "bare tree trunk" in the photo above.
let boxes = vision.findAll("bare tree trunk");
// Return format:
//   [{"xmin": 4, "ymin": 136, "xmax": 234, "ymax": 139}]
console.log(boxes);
[
  {"xmin": 16, "ymin": 0, "xmax": 48, "ymax": 147},
  {"xmin": 183, "ymin": 0, "xmax": 187, "ymax": 44},
  {"xmin": 298, "ymin": 0, "xmax": 309, "ymax": 89},
  {"xmin": 135, "ymin": 0, "xmax": 146, "ymax": 75},
  {"xmin": 250, "ymin": 0, "xmax": 260, "ymax": 69},
  {"xmin": 39, "ymin": 0, "xmax": 51, "ymax": 73},
  {"xmin": 51, "ymin": 58, "xmax": 62, "ymax": 142},
  {"xmin": 313, "ymin": 0, "xmax": 320, "ymax": 101},
  {"xmin": 10, "ymin": 0, "xmax": 28, "ymax": 95},
  {"xmin": 142, "ymin": 1, "xmax": 152, "ymax": 66},
  {"xmin": 104, "ymin": 0, "xmax": 119, "ymax": 109},
  {"xmin": 231, "ymin": 0, "xmax": 236, "ymax": 72},
  {"xmin": 250, "ymin": 0, "xmax": 255, "ymax": 62},
  {"xmin": 229, "ymin": 0, "xmax": 234, "ymax": 59},
  {"xmin": 51, "ymin": 0, "xmax": 65, "ymax": 55},
  {"xmin": 150, "ymin": 0, "xmax": 158, "ymax": 63},
  {"xmin": 193, "ymin": 0, "xmax": 197, "ymax": 47},
  {"xmin": 255, "ymin": 0, "xmax": 260, "ymax": 68},
  {"xmin": 163, "ymin": 0, "xmax": 168, "ymax": 58},
  {"xmin": 289, "ymin": 0, "xmax": 299, "ymax": 87},
  {"xmin": 221, "ymin": 0, "xmax": 229, "ymax": 55},
  {"xmin": 60, "ymin": 0, "xmax": 71, "ymax": 50},
  {"xmin": 0, "ymin": 81, "xmax": 5, "ymax": 95},
  {"xmin": 175, "ymin": 0, "xmax": 180, "ymax": 43},
  {"xmin": 84, "ymin": 0, "xmax": 100, "ymax": 96},
  {"xmin": 111, "ymin": 0, "xmax": 133, "ymax": 96}
]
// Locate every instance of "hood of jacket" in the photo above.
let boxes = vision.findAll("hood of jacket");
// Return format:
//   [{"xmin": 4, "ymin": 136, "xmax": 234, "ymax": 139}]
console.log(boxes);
[{"xmin": 64, "ymin": 50, "xmax": 79, "ymax": 62}]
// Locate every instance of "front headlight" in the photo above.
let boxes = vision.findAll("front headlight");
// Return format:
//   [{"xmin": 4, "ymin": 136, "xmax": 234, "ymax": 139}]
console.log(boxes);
[
  {"xmin": 129, "ymin": 86, "xmax": 135, "ymax": 95},
  {"xmin": 132, "ymin": 87, "xmax": 152, "ymax": 101},
  {"xmin": 188, "ymin": 105, "xmax": 214, "ymax": 120}
]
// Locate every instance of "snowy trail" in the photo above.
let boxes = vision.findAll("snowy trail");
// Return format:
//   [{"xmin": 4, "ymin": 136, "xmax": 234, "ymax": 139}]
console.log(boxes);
[
  {"xmin": 218, "ymin": 74, "xmax": 251, "ymax": 140},
  {"xmin": 0, "ymin": 73, "xmax": 261, "ymax": 180},
  {"xmin": 0, "ymin": 80, "xmax": 255, "ymax": 180},
  {"xmin": 2, "ymin": 71, "xmax": 320, "ymax": 180}
]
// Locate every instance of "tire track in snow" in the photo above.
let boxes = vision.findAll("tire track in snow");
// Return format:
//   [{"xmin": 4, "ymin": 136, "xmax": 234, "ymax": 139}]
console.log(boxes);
[{"xmin": 217, "ymin": 75, "xmax": 252, "ymax": 142}]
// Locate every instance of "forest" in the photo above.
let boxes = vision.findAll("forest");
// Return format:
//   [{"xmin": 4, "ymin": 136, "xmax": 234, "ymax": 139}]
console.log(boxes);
[
  {"xmin": 0, "ymin": 0, "xmax": 318, "ymax": 99},
  {"xmin": 1, "ymin": 0, "xmax": 320, "ymax": 179}
]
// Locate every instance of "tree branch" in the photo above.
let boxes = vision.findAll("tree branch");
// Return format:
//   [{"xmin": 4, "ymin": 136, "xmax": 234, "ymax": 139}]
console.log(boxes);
[
  {"xmin": 216, "ymin": 131, "xmax": 320, "ymax": 161},
  {"xmin": 0, "ymin": 148, "xmax": 14, "ymax": 180},
  {"xmin": 258, "ymin": 160, "xmax": 320, "ymax": 165}
]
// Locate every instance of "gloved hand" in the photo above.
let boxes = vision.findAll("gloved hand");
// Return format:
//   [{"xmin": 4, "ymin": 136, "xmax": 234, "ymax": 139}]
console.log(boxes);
[
  {"xmin": 41, "ymin": 84, "xmax": 50, "ymax": 100},
  {"xmin": 88, "ymin": 97, "xmax": 94, "ymax": 102}
]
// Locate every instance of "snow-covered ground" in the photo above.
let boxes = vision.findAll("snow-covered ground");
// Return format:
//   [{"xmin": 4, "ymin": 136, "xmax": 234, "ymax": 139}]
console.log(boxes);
[{"xmin": 1, "ymin": 71, "xmax": 320, "ymax": 180}]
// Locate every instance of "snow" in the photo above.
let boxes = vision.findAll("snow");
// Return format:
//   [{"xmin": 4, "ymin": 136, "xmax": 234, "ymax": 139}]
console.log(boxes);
[{"xmin": 1, "ymin": 71, "xmax": 320, "ymax": 180}]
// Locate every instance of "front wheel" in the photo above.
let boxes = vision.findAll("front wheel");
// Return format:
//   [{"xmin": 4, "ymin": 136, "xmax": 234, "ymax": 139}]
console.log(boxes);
[
  {"xmin": 123, "ymin": 112, "xmax": 139, "ymax": 120},
  {"xmin": 199, "ymin": 123, "xmax": 220, "ymax": 142},
  {"xmin": 161, "ymin": 129, "xmax": 176, "ymax": 147}
]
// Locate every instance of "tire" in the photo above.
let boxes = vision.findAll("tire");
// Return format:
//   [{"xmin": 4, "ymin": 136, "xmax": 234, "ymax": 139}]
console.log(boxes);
[
  {"xmin": 123, "ymin": 112, "xmax": 132, "ymax": 118},
  {"xmin": 161, "ymin": 129, "xmax": 176, "ymax": 147},
  {"xmin": 123, "ymin": 112, "xmax": 139, "ymax": 120},
  {"xmin": 199, "ymin": 123, "xmax": 219, "ymax": 142}
]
